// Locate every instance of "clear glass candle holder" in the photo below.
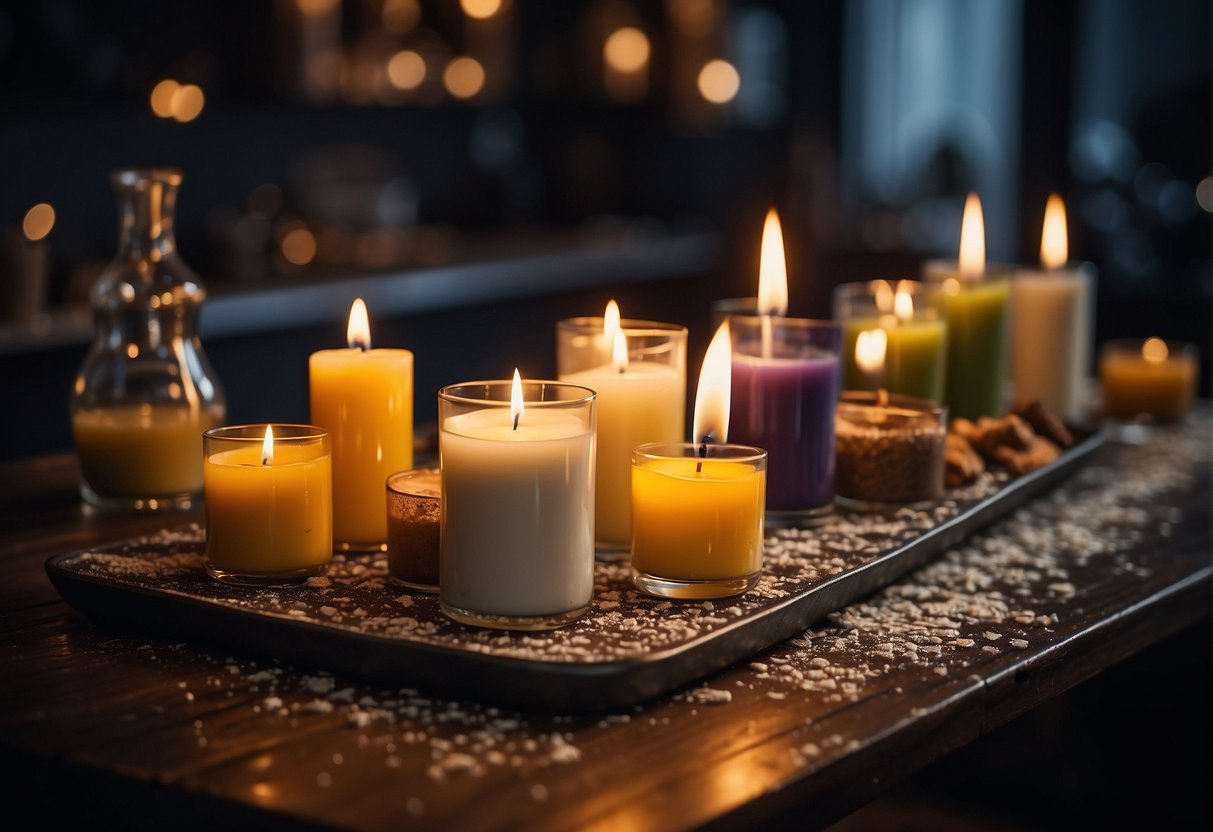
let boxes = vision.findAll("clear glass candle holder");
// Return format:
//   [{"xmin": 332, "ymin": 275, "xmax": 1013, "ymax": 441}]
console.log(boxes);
[
  {"xmin": 203, "ymin": 424, "xmax": 332, "ymax": 586},
  {"xmin": 1099, "ymin": 338, "xmax": 1198, "ymax": 427},
  {"xmin": 438, "ymin": 380, "xmax": 596, "ymax": 630},
  {"xmin": 631, "ymin": 442, "xmax": 767, "ymax": 599},
  {"xmin": 834, "ymin": 391, "xmax": 947, "ymax": 510},
  {"xmin": 832, "ymin": 280, "xmax": 947, "ymax": 404},
  {"xmin": 386, "ymin": 467, "xmax": 442, "ymax": 593},
  {"xmin": 556, "ymin": 316, "xmax": 687, "ymax": 556},
  {"xmin": 727, "ymin": 315, "xmax": 841, "ymax": 525}
]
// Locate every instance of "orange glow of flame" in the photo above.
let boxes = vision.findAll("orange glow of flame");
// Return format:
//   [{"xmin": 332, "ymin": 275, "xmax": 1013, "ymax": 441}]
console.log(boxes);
[
  {"xmin": 261, "ymin": 425, "xmax": 274, "ymax": 466},
  {"xmin": 855, "ymin": 329, "xmax": 887, "ymax": 376},
  {"xmin": 894, "ymin": 283, "xmax": 914, "ymax": 322},
  {"xmin": 347, "ymin": 298, "xmax": 371, "ymax": 350},
  {"xmin": 612, "ymin": 329, "xmax": 629, "ymax": 372},
  {"xmin": 757, "ymin": 208, "xmax": 788, "ymax": 316},
  {"xmin": 873, "ymin": 279, "xmax": 894, "ymax": 313},
  {"xmin": 958, "ymin": 193, "xmax": 985, "ymax": 280},
  {"xmin": 1142, "ymin": 338, "xmax": 1168, "ymax": 363},
  {"xmin": 510, "ymin": 368, "xmax": 524, "ymax": 429},
  {"xmin": 1040, "ymin": 193, "xmax": 1068, "ymax": 270},
  {"xmin": 603, "ymin": 299, "xmax": 620, "ymax": 350},
  {"xmin": 692, "ymin": 322, "xmax": 732, "ymax": 444}
]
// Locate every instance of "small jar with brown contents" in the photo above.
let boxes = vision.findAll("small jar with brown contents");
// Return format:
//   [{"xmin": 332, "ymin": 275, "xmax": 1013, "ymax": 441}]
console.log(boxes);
[
  {"xmin": 835, "ymin": 391, "xmax": 947, "ymax": 509},
  {"xmin": 386, "ymin": 468, "xmax": 441, "ymax": 592}
]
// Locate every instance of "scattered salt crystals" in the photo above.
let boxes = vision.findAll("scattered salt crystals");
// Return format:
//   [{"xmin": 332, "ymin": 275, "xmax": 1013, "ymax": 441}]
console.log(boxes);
[
  {"xmin": 687, "ymin": 687, "xmax": 733, "ymax": 705},
  {"xmin": 306, "ymin": 576, "xmax": 330, "ymax": 588},
  {"xmin": 304, "ymin": 676, "xmax": 335, "ymax": 694},
  {"xmin": 396, "ymin": 595, "xmax": 415, "ymax": 608},
  {"xmin": 303, "ymin": 699, "xmax": 335, "ymax": 714},
  {"xmin": 1009, "ymin": 639, "xmax": 1030, "ymax": 650},
  {"xmin": 530, "ymin": 784, "xmax": 549, "ymax": 801},
  {"xmin": 263, "ymin": 696, "xmax": 283, "ymax": 710},
  {"xmin": 317, "ymin": 772, "xmax": 332, "ymax": 788}
]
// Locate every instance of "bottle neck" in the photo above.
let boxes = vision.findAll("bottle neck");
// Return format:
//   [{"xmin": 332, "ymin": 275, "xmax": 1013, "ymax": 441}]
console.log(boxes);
[{"xmin": 115, "ymin": 177, "xmax": 179, "ymax": 261}]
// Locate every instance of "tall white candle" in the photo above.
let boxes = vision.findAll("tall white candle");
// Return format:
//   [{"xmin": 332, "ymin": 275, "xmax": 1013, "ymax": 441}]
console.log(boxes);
[
  {"xmin": 1011, "ymin": 195, "xmax": 1094, "ymax": 420},
  {"xmin": 439, "ymin": 375, "xmax": 596, "ymax": 623}
]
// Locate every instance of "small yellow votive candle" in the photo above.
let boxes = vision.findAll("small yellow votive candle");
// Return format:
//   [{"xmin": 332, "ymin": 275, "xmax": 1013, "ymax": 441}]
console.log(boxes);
[
  {"xmin": 204, "ymin": 424, "xmax": 332, "ymax": 585},
  {"xmin": 1099, "ymin": 338, "xmax": 1198, "ymax": 423}
]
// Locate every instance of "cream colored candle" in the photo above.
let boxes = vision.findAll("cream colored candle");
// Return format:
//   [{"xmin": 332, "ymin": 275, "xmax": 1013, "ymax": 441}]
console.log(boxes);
[
  {"xmin": 204, "ymin": 424, "xmax": 332, "ymax": 584},
  {"xmin": 309, "ymin": 298, "xmax": 413, "ymax": 550},
  {"xmin": 1011, "ymin": 194, "xmax": 1094, "ymax": 421},
  {"xmin": 557, "ymin": 303, "xmax": 686, "ymax": 548},
  {"xmin": 439, "ymin": 373, "xmax": 596, "ymax": 629}
]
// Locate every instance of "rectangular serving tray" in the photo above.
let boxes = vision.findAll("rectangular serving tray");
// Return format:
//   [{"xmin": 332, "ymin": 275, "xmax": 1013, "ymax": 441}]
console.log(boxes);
[{"xmin": 46, "ymin": 430, "xmax": 1103, "ymax": 712}]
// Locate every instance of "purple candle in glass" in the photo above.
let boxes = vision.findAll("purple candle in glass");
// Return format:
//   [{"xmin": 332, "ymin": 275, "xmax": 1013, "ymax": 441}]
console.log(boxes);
[{"xmin": 729, "ymin": 315, "xmax": 841, "ymax": 523}]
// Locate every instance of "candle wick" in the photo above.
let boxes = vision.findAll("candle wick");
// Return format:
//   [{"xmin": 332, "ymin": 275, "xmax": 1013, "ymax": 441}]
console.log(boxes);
[
  {"xmin": 513, "ymin": 413, "xmax": 520, "ymax": 431},
  {"xmin": 618, "ymin": 365, "xmax": 626, "ymax": 375},
  {"xmin": 696, "ymin": 435, "xmax": 710, "ymax": 474}
]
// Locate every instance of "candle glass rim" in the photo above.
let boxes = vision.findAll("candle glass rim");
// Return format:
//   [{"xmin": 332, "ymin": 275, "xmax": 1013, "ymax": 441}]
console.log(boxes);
[
  {"xmin": 204, "ymin": 423, "xmax": 329, "ymax": 442},
  {"xmin": 837, "ymin": 390, "xmax": 947, "ymax": 422},
  {"xmin": 1013, "ymin": 260, "xmax": 1097, "ymax": 278},
  {"xmin": 386, "ymin": 466, "xmax": 441, "ymax": 499},
  {"xmin": 556, "ymin": 317, "xmax": 689, "ymax": 338},
  {"xmin": 633, "ymin": 441, "xmax": 767, "ymax": 466},
  {"xmin": 726, "ymin": 313, "xmax": 839, "ymax": 329},
  {"xmin": 1099, "ymin": 338, "xmax": 1198, "ymax": 358},
  {"xmin": 832, "ymin": 279, "xmax": 941, "ymax": 322},
  {"xmin": 922, "ymin": 258, "xmax": 1015, "ymax": 282},
  {"xmin": 110, "ymin": 167, "xmax": 184, "ymax": 188},
  {"xmin": 438, "ymin": 379, "xmax": 597, "ymax": 408}
]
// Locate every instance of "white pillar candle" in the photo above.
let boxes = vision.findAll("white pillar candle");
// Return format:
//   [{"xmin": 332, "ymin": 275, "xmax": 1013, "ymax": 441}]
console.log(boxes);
[
  {"xmin": 1011, "ymin": 195, "xmax": 1095, "ymax": 421},
  {"xmin": 439, "ymin": 374, "xmax": 596, "ymax": 628}
]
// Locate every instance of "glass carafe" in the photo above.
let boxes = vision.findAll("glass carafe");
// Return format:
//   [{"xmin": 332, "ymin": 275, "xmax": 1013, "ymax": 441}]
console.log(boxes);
[{"xmin": 70, "ymin": 168, "xmax": 226, "ymax": 510}]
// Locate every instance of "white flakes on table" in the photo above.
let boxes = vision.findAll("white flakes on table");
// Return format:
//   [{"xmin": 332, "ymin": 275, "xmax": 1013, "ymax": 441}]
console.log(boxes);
[{"xmin": 687, "ymin": 687, "xmax": 733, "ymax": 705}]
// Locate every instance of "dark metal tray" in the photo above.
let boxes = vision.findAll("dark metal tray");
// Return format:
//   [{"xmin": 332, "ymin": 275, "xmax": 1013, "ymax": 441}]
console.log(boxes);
[{"xmin": 46, "ymin": 430, "xmax": 1102, "ymax": 712}]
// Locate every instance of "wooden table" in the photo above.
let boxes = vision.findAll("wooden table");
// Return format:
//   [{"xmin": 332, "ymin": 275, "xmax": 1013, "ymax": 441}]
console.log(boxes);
[{"xmin": 1, "ymin": 418, "xmax": 1209, "ymax": 830}]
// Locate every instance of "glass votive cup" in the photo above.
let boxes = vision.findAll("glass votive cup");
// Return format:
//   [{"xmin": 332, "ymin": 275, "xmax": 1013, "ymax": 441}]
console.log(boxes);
[
  {"xmin": 710, "ymin": 297, "xmax": 758, "ymax": 329},
  {"xmin": 631, "ymin": 442, "xmax": 767, "ymax": 599},
  {"xmin": 727, "ymin": 315, "xmax": 841, "ymax": 525},
  {"xmin": 1099, "ymin": 338, "xmax": 1198, "ymax": 427},
  {"xmin": 834, "ymin": 392, "xmax": 947, "ymax": 510},
  {"xmin": 203, "ymin": 424, "xmax": 332, "ymax": 586},
  {"xmin": 832, "ymin": 279, "xmax": 947, "ymax": 404},
  {"xmin": 386, "ymin": 467, "xmax": 442, "ymax": 593},
  {"xmin": 438, "ymin": 380, "xmax": 597, "ymax": 630},
  {"xmin": 556, "ymin": 316, "xmax": 688, "ymax": 557}
]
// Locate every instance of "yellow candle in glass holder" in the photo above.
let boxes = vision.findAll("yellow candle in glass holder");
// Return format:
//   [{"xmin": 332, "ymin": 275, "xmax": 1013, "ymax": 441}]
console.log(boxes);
[
  {"xmin": 204, "ymin": 425, "xmax": 332, "ymax": 581},
  {"xmin": 309, "ymin": 298, "xmax": 413, "ymax": 549}
]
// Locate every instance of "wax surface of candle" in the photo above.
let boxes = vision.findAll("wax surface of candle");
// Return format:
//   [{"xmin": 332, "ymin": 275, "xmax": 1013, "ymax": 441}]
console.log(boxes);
[
  {"xmin": 841, "ymin": 318, "xmax": 946, "ymax": 402},
  {"xmin": 560, "ymin": 362, "xmax": 683, "ymax": 544},
  {"xmin": 730, "ymin": 351, "xmax": 839, "ymax": 511},
  {"xmin": 630, "ymin": 457, "xmax": 764, "ymax": 580},
  {"xmin": 73, "ymin": 403, "xmax": 223, "ymax": 498},
  {"xmin": 440, "ymin": 408, "xmax": 594, "ymax": 617},
  {"xmin": 1100, "ymin": 345, "xmax": 1196, "ymax": 421},
  {"xmin": 931, "ymin": 277, "xmax": 1010, "ymax": 420},
  {"xmin": 204, "ymin": 443, "xmax": 332, "ymax": 574},
  {"xmin": 309, "ymin": 348, "xmax": 413, "ymax": 546}
]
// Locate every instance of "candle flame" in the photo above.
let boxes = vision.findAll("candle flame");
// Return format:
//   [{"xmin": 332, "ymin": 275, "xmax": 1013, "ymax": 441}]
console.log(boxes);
[
  {"xmin": 612, "ymin": 328, "xmax": 629, "ymax": 372},
  {"xmin": 873, "ymin": 279, "xmax": 894, "ymax": 313},
  {"xmin": 603, "ymin": 299, "xmax": 621, "ymax": 359},
  {"xmin": 1142, "ymin": 337, "xmax": 1168, "ymax": 363},
  {"xmin": 510, "ymin": 368, "xmax": 524, "ymax": 430},
  {"xmin": 261, "ymin": 425, "xmax": 274, "ymax": 466},
  {"xmin": 757, "ymin": 208, "xmax": 788, "ymax": 316},
  {"xmin": 958, "ymin": 193, "xmax": 985, "ymax": 281},
  {"xmin": 1040, "ymin": 193, "xmax": 1068, "ymax": 270},
  {"xmin": 855, "ymin": 329, "xmax": 887, "ymax": 376},
  {"xmin": 347, "ymin": 297, "xmax": 371, "ymax": 350},
  {"xmin": 692, "ymin": 322, "xmax": 732, "ymax": 445},
  {"xmin": 894, "ymin": 283, "xmax": 914, "ymax": 322}
]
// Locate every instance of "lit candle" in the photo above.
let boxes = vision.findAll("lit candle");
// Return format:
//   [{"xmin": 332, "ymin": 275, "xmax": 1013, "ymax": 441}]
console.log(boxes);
[
  {"xmin": 924, "ymin": 193, "xmax": 1011, "ymax": 420},
  {"xmin": 835, "ymin": 334, "xmax": 946, "ymax": 507},
  {"xmin": 834, "ymin": 279, "xmax": 948, "ymax": 403},
  {"xmin": 203, "ymin": 424, "xmax": 332, "ymax": 584},
  {"xmin": 631, "ymin": 323, "xmax": 767, "ymax": 599},
  {"xmin": 1099, "ymin": 337, "xmax": 1198, "ymax": 423},
  {"xmin": 439, "ymin": 371, "xmax": 597, "ymax": 629},
  {"xmin": 309, "ymin": 298, "xmax": 414, "ymax": 550},
  {"xmin": 1011, "ymin": 194, "xmax": 1095, "ymax": 421},
  {"xmin": 557, "ymin": 301, "xmax": 687, "ymax": 551},
  {"xmin": 727, "ymin": 208, "xmax": 840, "ymax": 522}
]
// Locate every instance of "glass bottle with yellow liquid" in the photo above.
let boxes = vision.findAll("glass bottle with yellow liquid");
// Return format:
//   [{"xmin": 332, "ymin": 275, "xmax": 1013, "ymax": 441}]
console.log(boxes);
[{"xmin": 71, "ymin": 168, "xmax": 226, "ymax": 510}]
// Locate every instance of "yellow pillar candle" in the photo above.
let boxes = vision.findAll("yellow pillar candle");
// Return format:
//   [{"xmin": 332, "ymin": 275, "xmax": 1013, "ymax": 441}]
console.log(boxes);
[
  {"xmin": 557, "ymin": 303, "xmax": 687, "ymax": 550},
  {"xmin": 630, "ymin": 323, "xmax": 767, "ymax": 599},
  {"xmin": 203, "ymin": 424, "xmax": 332, "ymax": 585},
  {"xmin": 1099, "ymin": 338, "xmax": 1197, "ymax": 422},
  {"xmin": 309, "ymin": 298, "xmax": 413, "ymax": 550}
]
